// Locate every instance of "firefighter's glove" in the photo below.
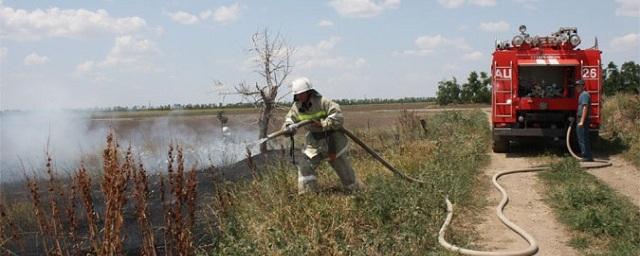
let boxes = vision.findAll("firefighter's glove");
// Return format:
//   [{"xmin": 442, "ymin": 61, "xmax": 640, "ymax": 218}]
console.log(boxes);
[
  {"xmin": 285, "ymin": 123, "xmax": 299, "ymax": 135},
  {"xmin": 311, "ymin": 120, "xmax": 323, "ymax": 129}
]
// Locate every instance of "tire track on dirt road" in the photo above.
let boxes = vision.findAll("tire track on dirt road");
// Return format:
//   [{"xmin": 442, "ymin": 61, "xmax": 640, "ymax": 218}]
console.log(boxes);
[
  {"xmin": 474, "ymin": 108, "xmax": 577, "ymax": 255},
  {"xmin": 474, "ymin": 153, "xmax": 579, "ymax": 256}
]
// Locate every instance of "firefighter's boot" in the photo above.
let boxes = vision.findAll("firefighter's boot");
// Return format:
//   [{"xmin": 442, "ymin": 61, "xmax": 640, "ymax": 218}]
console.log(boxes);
[
  {"xmin": 329, "ymin": 153, "xmax": 361, "ymax": 192},
  {"xmin": 297, "ymin": 156, "xmax": 321, "ymax": 195}
]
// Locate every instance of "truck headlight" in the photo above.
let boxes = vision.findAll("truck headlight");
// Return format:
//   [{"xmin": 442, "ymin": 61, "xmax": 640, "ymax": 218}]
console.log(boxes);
[
  {"xmin": 512, "ymin": 35, "xmax": 524, "ymax": 47},
  {"xmin": 519, "ymin": 25, "xmax": 527, "ymax": 33},
  {"xmin": 524, "ymin": 36, "xmax": 533, "ymax": 45},
  {"xmin": 569, "ymin": 35, "xmax": 581, "ymax": 46}
]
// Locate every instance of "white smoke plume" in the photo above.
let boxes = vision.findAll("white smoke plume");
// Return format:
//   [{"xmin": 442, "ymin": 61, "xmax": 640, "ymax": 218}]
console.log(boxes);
[{"xmin": 0, "ymin": 110, "xmax": 263, "ymax": 183}]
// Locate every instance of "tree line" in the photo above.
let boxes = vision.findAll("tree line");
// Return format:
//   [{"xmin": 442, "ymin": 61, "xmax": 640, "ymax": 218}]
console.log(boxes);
[
  {"xmin": 603, "ymin": 61, "xmax": 639, "ymax": 95},
  {"xmin": 436, "ymin": 71, "xmax": 492, "ymax": 105},
  {"xmin": 435, "ymin": 61, "xmax": 639, "ymax": 106},
  {"xmin": 89, "ymin": 97, "xmax": 436, "ymax": 113}
]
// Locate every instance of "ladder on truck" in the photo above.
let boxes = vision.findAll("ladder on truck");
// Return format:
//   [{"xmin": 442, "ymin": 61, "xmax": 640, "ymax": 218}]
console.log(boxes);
[
  {"xmin": 493, "ymin": 61, "xmax": 514, "ymax": 119},
  {"xmin": 580, "ymin": 60, "xmax": 601, "ymax": 121}
]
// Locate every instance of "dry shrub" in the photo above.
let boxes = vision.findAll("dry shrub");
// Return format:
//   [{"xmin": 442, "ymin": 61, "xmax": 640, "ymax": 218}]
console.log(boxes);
[
  {"xmin": 0, "ymin": 203, "xmax": 26, "ymax": 255},
  {"xmin": 14, "ymin": 132, "xmax": 198, "ymax": 255},
  {"xmin": 161, "ymin": 145, "xmax": 198, "ymax": 256},
  {"xmin": 132, "ymin": 162, "xmax": 156, "ymax": 256},
  {"xmin": 396, "ymin": 109, "xmax": 425, "ymax": 139},
  {"xmin": 100, "ymin": 133, "xmax": 128, "ymax": 254},
  {"xmin": 602, "ymin": 94, "xmax": 640, "ymax": 167}
]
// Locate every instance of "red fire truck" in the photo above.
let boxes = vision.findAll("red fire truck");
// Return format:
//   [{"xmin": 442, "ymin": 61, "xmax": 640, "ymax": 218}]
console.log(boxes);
[{"xmin": 491, "ymin": 25, "xmax": 602, "ymax": 152}]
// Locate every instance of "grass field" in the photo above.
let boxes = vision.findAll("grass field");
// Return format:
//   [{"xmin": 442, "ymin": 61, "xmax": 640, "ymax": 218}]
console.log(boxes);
[
  {"xmin": 538, "ymin": 158, "xmax": 640, "ymax": 255},
  {"xmin": 87, "ymin": 102, "xmax": 487, "ymax": 120},
  {"xmin": 205, "ymin": 110, "xmax": 490, "ymax": 255},
  {"xmin": 1, "ymin": 105, "xmax": 491, "ymax": 255}
]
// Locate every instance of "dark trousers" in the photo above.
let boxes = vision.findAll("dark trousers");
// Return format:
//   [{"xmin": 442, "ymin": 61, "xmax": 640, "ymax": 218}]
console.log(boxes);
[{"xmin": 576, "ymin": 120, "xmax": 593, "ymax": 160}]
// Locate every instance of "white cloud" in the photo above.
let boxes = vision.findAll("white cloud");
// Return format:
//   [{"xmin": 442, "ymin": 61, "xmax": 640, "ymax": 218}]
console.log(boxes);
[
  {"xmin": 317, "ymin": 20, "xmax": 334, "ymax": 27},
  {"xmin": 609, "ymin": 33, "xmax": 640, "ymax": 52},
  {"xmin": 463, "ymin": 51, "xmax": 483, "ymax": 61},
  {"xmin": 469, "ymin": 0, "xmax": 496, "ymax": 6},
  {"xmin": 103, "ymin": 35, "xmax": 159, "ymax": 67},
  {"xmin": 212, "ymin": 3, "xmax": 242, "ymax": 24},
  {"xmin": 479, "ymin": 21, "xmax": 510, "ymax": 32},
  {"xmin": 168, "ymin": 11, "xmax": 199, "ymax": 25},
  {"xmin": 515, "ymin": 0, "xmax": 539, "ymax": 10},
  {"xmin": 329, "ymin": 0, "xmax": 400, "ymax": 18},
  {"xmin": 407, "ymin": 34, "xmax": 470, "ymax": 55},
  {"xmin": 0, "ymin": 3, "xmax": 147, "ymax": 41},
  {"xmin": 171, "ymin": 3, "xmax": 242, "ymax": 25},
  {"xmin": 0, "ymin": 47, "xmax": 6, "ymax": 63},
  {"xmin": 415, "ymin": 35, "xmax": 447, "ymax": 51},
  {"xmin": 615, "ymin": 0, "xmax": 640, "ymax": 17},
  {"xmin": 76, "ymin": 35, "xmax": 160, "ymax": 78},
  {"xmin": 23, "ymin": 52, "xmax": 49, "ymax": 65},
  {"xmin": 438, "ymin": 0, "xmax": 465, "ymax": 8},
  {"xmin": 295, "ymin": 36, "xmax": 366, "ymax": 69},
  {"xmin": 400, "ymin": 34, "xmax": 476, "ymax": 58},
  {"xmin": 438, "ymin": 0, "xmax": 495, "ymax": 8}
]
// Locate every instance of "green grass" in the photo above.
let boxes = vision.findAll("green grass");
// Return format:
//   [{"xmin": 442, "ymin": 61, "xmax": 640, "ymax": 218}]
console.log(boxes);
[
  {"xmin": 601, "ymin": 94, "xmax": 640, "ymax": 168},
  {"xmin": 202, "ymin": 110, "xmax": 490, "ymax": 255},
  {"xmin": 538, "ymin": 158, "xmax": 640, "ymax": 255}
]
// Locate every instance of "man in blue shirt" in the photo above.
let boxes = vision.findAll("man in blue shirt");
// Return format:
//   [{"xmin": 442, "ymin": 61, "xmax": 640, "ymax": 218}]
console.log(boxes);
[{"xmin": 575, "ymin": 80, "xmax": 593, "ymax": 161}]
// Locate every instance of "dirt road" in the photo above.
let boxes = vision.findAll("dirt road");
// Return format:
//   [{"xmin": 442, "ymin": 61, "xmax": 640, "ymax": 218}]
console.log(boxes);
[
  {"xmin": 473, "ymin": 109, "xmax": 639, "ymax": 255},
  {"xmin": 586, "ymin": 155, "xmax": 640, "ymax": 207},
  {"xmin": 474, "ymin": 153, "xmax": 578, "ymax": 256}
]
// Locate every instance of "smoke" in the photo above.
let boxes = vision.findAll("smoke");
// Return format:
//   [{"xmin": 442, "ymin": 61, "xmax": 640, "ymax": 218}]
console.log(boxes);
[{"xmin": 0, "ymin": 110, "xmax": 262, "ymax": 183}]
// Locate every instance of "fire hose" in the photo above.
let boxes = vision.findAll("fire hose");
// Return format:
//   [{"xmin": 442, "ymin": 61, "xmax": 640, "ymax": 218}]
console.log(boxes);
[
  {"xmin": 437, "ymin": 122, "xmax": 611, "ymax": 256},
  {"xmin": 264, "ymin": 120, "xmax": 424, "ymax": 183},
  {"xmin": 264, "ymin": 120, "xmax": 611, "ymax": 256}
]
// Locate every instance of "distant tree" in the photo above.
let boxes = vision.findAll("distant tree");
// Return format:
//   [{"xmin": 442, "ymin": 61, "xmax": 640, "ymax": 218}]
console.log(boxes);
[
  {"xmin": 604, "ymin": 61, "xmax": 640, "ymax": 95},
  {"xmin": 620, "ymin": 61, "xmax": 640, "ymax": 94},
  {"xmin": 604, "ymin": 62, "xmax": 622, "ymax": 95},
  {"xmin": 436, "ymin": 77, "xmax": 461, "ymax": 105},
  {"xmin": 477, "ymin": 71, "xmax": 492, "ymax": 103},
  {"xmin": 461, "ymin": 72, "xmax": 482, "ymax": 103},
  {"xmin": 235, "ymin": 28, "xmax": 294, "ymax": 153}
]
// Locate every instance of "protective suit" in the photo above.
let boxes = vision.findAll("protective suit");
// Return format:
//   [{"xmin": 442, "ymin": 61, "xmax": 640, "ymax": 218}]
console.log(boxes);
[{"xmin": 283, "ymin": 78, "xmax": 360, "ymax": 194}]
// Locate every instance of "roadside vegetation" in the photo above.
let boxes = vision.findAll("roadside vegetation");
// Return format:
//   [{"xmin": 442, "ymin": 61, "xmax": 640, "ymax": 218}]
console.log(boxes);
[
  {"xmin": 207, "ymin": 110, "xmax": 490, "ymax": 254},
  {"xmin": 601, "ymin": 61, "xmax": 639, "ymax": 168},
  {"xmin": 538, "ymin": 158, "xmax": 640, "ymax": 255},
  {"xmin": 601, "ymin": 93, "xmax": 640, "ymax": 168}
]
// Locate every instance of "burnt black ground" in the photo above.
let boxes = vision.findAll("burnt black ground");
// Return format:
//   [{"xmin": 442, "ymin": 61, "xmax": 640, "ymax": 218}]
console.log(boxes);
[{"xmin": 1, "ymin": 149, "xmax": 299, "ymax": 255}]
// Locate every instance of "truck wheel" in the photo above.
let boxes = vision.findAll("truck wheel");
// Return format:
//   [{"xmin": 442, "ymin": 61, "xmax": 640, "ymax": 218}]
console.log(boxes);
[{"xmin": 492, "ymin": 136, "xmax": 509, "ymax": 153}]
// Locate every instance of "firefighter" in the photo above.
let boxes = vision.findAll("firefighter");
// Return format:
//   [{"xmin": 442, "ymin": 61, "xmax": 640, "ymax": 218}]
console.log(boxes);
[
  {"xmin": 282, "ymin": 77, "xmax": 361, "ymax": 194},
  {"xmin": 575, "ymin": 80, "xmax": 593, "ymax": 161}
]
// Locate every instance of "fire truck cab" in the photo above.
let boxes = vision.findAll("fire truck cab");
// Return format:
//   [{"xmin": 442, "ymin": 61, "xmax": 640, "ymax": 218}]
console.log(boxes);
[{"xmin": 491, "ymin": 25, "xmax": 602, "ymax": 152}]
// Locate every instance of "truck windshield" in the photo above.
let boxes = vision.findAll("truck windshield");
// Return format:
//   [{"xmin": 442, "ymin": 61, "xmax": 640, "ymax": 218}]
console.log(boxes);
[{"xmin": 517, "ymin": 66, "xmax": 576, "ymax": 98}]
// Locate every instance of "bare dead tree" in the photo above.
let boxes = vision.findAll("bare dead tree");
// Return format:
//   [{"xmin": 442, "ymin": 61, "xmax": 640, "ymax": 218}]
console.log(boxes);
[{"xmin": 235, "ymin": 28, "xmax": 294, "ymax": 153}]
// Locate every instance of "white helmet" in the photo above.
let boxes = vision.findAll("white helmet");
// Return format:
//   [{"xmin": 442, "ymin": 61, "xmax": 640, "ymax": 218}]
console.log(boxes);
[{"xmin": 291, "ymin": 77, "xmax": 314, "ymax": 95}]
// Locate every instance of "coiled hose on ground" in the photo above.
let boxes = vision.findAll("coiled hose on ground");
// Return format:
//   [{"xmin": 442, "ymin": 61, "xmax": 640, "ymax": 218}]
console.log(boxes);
[{"xmin": 437, "ymin": 123, "xmax": 612, "ymax": 256}]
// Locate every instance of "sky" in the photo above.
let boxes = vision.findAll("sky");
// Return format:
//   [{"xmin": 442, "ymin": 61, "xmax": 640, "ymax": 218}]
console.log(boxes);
[{"xmin": 0, "ymin": 0, "xmax": 638, "ymax": 110}]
